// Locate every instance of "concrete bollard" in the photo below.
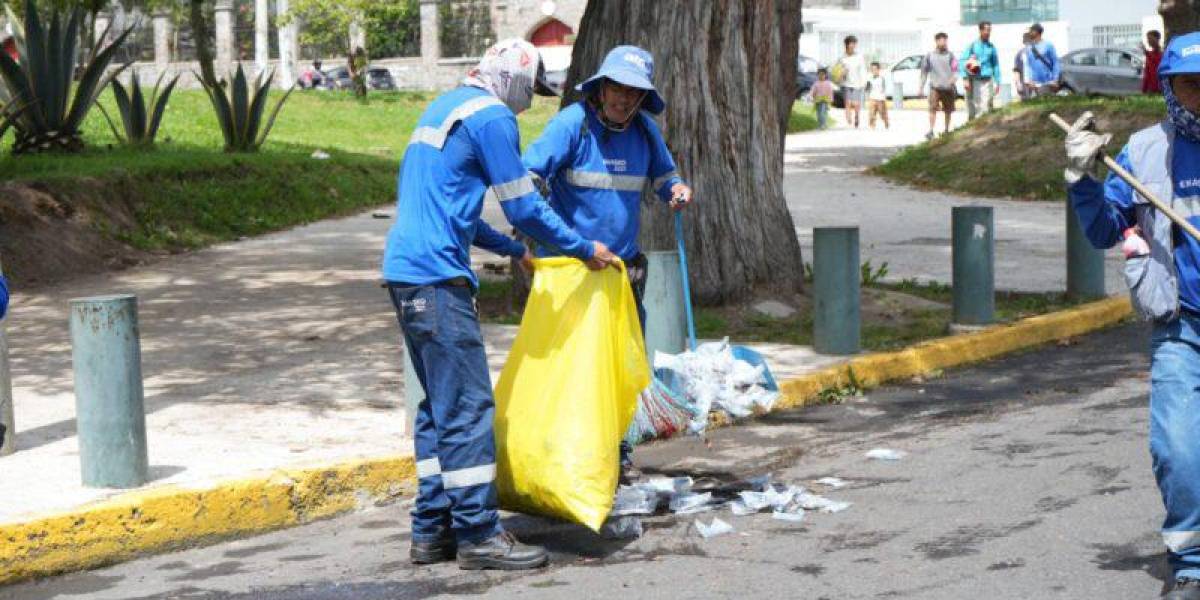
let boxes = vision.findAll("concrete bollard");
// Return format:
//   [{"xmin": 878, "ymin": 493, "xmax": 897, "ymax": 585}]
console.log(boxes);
[
  {"xmin": 952, "ymin": 206, "xmax": 996, "ymax": 326},
  {"xmin": 0, "ymin": 257, "xmax": 12, "ymax": 456},
  {"xmin": 70, "ymin": 295, "xmax": 149, "ymax": 488},
  {"xmin": 404, "ymin": 348, "xmax": 423, "ymax": 437},
  {"xmin": 813, "ymin": 227, "xmax": 861, "ymax": 355},
  {"xmin": 642, "ymin": 251, "xmax": 687, "ymax": 361},
  {"xmin": 1066, "ymin": 200, "xmax": 1106, "ymax": 300},
  {"xmin": 893, "ymin": 81, "xmax": 904, "ymax": 110}
]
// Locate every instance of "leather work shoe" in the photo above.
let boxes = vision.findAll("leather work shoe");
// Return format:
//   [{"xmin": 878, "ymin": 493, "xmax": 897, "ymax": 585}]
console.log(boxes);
[
  {"xmin": 457, "ymin": 531, "xmax": 549, "ymax": 571},
  {"xmin": 410, "ymin": 534, "xmax": 457, "ymax": 565},
  {"xmin": 1165, "ymin": 578, "xmax": 1200, "ymax": 599}
]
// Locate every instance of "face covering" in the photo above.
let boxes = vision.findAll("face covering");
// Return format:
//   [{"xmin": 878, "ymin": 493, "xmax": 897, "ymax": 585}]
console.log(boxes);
[
  {"xmin": 1165, "ymin": 76, "xmax": 1200, "ymax": 143},
  {"xmin": 463, "ymin": 39, "xmax": 539, "ymax": 114}
]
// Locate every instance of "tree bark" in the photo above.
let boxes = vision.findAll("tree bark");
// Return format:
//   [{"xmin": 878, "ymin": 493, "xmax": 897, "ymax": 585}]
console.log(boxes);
[
  {"xmin": 1161, "ymin": 0, "xmax": 1200, "ymax": 41},
  {"xmin": 565, "ymin": 0, "xmax": 804, "ymax": 305}
]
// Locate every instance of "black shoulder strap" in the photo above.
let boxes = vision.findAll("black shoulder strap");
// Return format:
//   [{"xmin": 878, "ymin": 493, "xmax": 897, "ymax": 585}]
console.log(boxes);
[{"xmin": 1030, "ymin": 44, "xmax": 1053, "ymax": 70}]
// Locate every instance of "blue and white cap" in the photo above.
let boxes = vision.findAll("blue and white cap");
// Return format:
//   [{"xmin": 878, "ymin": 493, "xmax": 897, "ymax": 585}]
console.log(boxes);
[
  {"xmin": 1160, "ymin": 32, "xmax": 1200, "ymax": 78},
  {"xmin": 575, "ymin": 45, "xmax": 666, "ymax": 115}
]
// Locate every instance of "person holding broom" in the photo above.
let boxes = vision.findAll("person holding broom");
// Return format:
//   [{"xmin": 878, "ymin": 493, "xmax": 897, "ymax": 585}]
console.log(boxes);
[
  {"xmin": 1065, "ymin": 31, "xmax": 1200, "ymax": 600},
  {"xmin": 521, "ymin": 45, "xmax": 694, "ymax": 483}
]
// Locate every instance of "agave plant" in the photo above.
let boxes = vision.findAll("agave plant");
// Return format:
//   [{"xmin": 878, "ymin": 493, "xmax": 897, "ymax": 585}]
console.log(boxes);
[
  {"xmin": 200, "ymin": 64, "xmax": 294, "ymax": 153},
  {"xmin": 97, "ymin": 70, "xmax": 180, "ymax": 147},
  {"xmin": 0, "ymin": 0, "xmax": 132, "ymax": 154}
]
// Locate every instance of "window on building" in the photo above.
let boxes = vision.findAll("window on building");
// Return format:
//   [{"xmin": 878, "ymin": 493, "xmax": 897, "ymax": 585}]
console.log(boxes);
[
  {"xmin": 961, "ymin": 0, "xmax": 1058, "ymax": 25},
  {"xmin": 1093, "ymin": 24, "xmax": 1143, "ymax": 49}
]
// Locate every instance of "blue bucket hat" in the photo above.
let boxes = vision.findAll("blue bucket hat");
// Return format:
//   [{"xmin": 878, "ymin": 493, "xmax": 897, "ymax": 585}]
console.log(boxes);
[
  {"xmin": 575, "ymin": 45, "xmax": 666, "ymax": 115},
  {"xmin": 1160, "ymin": 32, "xmax": 1200, "ymax": 79}
]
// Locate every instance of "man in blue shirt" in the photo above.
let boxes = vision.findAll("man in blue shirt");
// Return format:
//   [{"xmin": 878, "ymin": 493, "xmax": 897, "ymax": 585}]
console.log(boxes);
[
  {"xmin": 1022, "ymin": 23, "xmax": 1061, "ymax": 98},
  {"xmin": 382, "ymin": 39, "xmax": 616, "ymax": 571},
  {"xmin": 1065, "ymin": 32, "xmax": 1200, "ymax": 600},
  {"xmin": 522, "ymin": 45, "xmax": 694, "ymax": 481},
  {"xmin": 960, "ymin": 21, "xmax": 1001, "ymax": 120}
]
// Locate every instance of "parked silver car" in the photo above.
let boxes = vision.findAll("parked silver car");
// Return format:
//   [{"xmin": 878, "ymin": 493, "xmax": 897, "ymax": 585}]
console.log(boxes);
[{"xmin": 1060, "ymin": 47, "xmax": 1145, "ymax": 96}]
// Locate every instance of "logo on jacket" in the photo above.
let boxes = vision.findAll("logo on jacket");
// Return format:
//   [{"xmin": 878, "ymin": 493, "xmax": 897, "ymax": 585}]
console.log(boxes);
[{"xmin": 604, "ymin": 158, "xmax": 628, "ymax": 172}]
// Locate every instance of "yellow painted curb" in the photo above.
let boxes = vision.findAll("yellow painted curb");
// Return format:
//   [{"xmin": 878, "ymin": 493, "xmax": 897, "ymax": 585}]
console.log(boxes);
[
  {"xmin": 0, "ymin": 296, "xmax": 1132, "ymax": 586},
  {"xmin": 0, "ymin": 455, "xmax": 416, "ymax": 585},
  {"xmin": 771, "ymin": 295, "xmax": 1133, "ymax": 412}
]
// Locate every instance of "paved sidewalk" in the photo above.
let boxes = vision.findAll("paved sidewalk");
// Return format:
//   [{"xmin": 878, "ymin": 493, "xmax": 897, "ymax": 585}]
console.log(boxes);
[
  {"xmin": 0, "ymin": 209, "xmax": 839, "ymax": 525},
  {"xmin": 785, "ymin": 108, "xmax": 1126, "ymax": 294}
]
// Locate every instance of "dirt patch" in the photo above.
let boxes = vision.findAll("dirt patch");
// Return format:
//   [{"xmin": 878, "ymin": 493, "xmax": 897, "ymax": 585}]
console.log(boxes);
[{"xmin": 0, "ymin": 181, "xmax": 155, "ymax": 287}]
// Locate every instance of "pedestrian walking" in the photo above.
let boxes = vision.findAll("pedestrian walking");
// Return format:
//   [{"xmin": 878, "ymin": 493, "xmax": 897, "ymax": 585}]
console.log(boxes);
[
  {"xmin": 920, "ymin": 32, "xmax": 958, "ymax": 139},
  {"xmin": 812, "ymin": 68, "xmax": 835, "ymax": 130},
  {"xmin": 1064, "ymin": 31, "xmax": 1200, "ymax": 600},
  {"xmin": 1146, "ymin": 30, "xmax": 1165, "ymax": 95},
  {"xmin": 522, "ymin": 45, "xmax": 694, "ymax": 483},
  {"xmin": 866, "ymin": 61, "xmax": 889, "ymax": 130},
  {"xmin": 382, "ymin": 38, "xmax": 615, "ymax": 571},
  {"xmin": 1021, "ymin": 23, "xmax": 1060, "ymax": 98},
  {"xmin": 960, "ymin": 21, "xmax": 1001, "ymax": 120},
  {"xmin": 1014, "ymin": 31, "xmax": 1033, "ymax": 101},
  {"xmin": 834, "ymin": 35, "xmax": 868, "ymax": 128}
]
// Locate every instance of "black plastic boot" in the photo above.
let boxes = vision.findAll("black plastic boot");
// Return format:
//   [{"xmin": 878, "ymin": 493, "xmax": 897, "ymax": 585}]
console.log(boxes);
[
  {"xmin": 409, "ymin": 534, "xmax": 456, "ymax": 565},
  {"xmin": 457, "ymin": 531, "xmax": 548, "ymax": 571}
]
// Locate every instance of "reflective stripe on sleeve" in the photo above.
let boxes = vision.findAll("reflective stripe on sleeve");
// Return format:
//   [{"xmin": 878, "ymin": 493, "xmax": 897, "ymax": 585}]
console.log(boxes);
[
  {"xmin": 652, "ymin": 171, "xmax": 679, "ymax": 192},
  {"xmin": 490, "ymin": 176, "xmax": 537, "ymax": 202}
]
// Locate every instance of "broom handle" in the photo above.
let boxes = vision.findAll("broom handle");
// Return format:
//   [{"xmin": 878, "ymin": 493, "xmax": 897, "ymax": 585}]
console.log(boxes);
[{"xmin": 1049, "ymin": 112, "xmax": 1200, "ymax": 243}]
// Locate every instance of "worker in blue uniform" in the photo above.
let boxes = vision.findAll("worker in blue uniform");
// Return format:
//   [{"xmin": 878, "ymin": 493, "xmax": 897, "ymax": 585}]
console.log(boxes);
[
  {"xmin": 382, "ymin": 39, "xmax": 617, "ymax": 571},
  {"xmin": 522, "ymin": 45, "xmax": 694, "ymax": 483},
  {"xmin": 1065, "ymin": 32, "xmax": 1200, "ymax": 600}
]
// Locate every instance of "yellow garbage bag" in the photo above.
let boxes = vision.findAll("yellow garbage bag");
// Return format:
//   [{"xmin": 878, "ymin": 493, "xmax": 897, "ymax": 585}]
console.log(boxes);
[{"xmin": 494, "ymin": 257, "xmax": 650, "ymax": 531}]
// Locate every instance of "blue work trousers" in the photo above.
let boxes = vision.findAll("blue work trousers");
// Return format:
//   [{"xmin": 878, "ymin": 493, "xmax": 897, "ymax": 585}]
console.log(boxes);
[
  {"xmin": 388, "ymin": 282, "xmax": 501, "ymax": 545},
  {"xmin": 1151, "ymin": 312, "xmax": 1200, "ymax": 580}
]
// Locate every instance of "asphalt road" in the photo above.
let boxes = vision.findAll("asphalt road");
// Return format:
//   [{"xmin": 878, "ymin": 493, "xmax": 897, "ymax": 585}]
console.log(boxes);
[{"xmin": 3, "ymin": 321, "xmax": 1170, "ymax": 600}]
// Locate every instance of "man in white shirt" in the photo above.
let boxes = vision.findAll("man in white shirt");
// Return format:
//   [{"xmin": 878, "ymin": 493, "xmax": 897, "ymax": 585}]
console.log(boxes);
[{"xmin": 835, "ymin": 35, "xmax": 868, "ymax": 128}]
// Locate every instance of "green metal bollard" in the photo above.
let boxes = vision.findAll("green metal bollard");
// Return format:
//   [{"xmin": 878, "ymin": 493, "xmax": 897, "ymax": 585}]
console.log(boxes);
[
  {"xmin": 813, "ymin": 227, "xmax": 861, "ymax": 355},
  {"xmin": 1066, "ymin": 199, "xmax": 1106, "ymax": 300},
  {"xmin": 642, "ymin": 250, "xmax": 687, "ymax": 361},
  {"xmin": 69, "ymin": 295, "xmax": 148, "ymax": 488},
  {"xmin": 952, "ymin": 206, "xmax": 996, "ymax": 326},
  {"xmin": 404, "ymin": 348, "xmax": 424, "ymax": 437},
  {"xmin": 0, "ymin": 257, "xmax": 12, "ymax": 456}
]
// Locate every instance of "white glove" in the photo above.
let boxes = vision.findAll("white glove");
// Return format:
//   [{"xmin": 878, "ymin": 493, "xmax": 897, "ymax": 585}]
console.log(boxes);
[{"xmin": 1064, "ymin": 112, "xmax": 1112, "ymax": 185}]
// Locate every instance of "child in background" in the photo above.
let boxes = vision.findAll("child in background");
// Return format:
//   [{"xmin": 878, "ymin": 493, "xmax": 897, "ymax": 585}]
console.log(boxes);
[
  {"xmin": 812, "ymin": 68, "xmax": 834, "ymax": 130},
  {"xmin": 866, "ymin": 61, "xmax": 890, "ymax": 129}
]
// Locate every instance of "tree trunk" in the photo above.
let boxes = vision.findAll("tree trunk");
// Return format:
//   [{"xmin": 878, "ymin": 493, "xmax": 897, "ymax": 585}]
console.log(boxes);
[
  {"xmin": 565, "ymin": 0, "xmax": 804, "ymax": 305},
  {"xmin": 191, "ymin": 0, "xmax": 219, "ymax": 87},
  {"xmin": 1161, "ymin": 0, "xmax": 1200, "ymax": 41}
]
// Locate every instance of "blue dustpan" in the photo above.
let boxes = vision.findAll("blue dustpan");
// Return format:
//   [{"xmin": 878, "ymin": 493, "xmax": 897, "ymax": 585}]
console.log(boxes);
[{"xmin": 674, "ymin": 212, "xmax": 779, "ymax": 393}]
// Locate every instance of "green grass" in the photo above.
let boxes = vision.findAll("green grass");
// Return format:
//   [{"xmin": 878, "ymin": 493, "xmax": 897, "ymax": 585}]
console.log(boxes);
[
  {"xmin": 788, "ymin": 101, "xmax": 820, "ymax": 134},
  {"xmin": 874, "ymin": 95, "xmax": 1166, "ymax": 201},
  {"xmin": 1, "ymin": 90, "xmax": 558, "ymax": 253}
]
